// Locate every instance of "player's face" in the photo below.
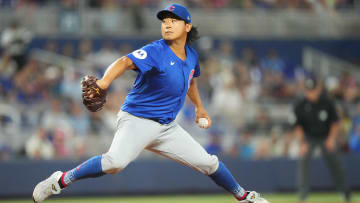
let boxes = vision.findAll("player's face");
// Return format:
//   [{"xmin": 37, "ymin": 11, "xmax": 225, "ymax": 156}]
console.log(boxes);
[
  {"xmin": 161, "ymin": 17, "xmax": 191, "ymax": 41},
  {"xmin": 305, "ymin": 87, "xmax": 322, "ymax": 102}
]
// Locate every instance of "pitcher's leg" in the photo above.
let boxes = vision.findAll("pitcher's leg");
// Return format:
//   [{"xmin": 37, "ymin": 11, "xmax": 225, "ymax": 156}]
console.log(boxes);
[
  {"xmin": 148, "ymin": 124, "xmax": 219, "ymax": 174},
  {"xmin": 100, "ymin": 112, "xmax": 164, "ymax": 174},
  {"xmin": 33, "ymin": 112, "xmax": 162, "ymax": 202},
  {"xmin": 149, "ymin": 124, "xmax": 256, "ymax": 201},
  {"xmin": 59, "ymin": 155, "xmax": 105, "ymax": 188},
  {"xmin": 61, "ymin": 113, "xmax": 160, "ymax": 187}
]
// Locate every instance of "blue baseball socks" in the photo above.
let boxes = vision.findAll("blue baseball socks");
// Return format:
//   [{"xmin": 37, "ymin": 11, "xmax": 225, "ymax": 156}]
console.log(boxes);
[
  {"xmin": 58, "ymin": 155, "xmax": 105, "ymax": 188},
  {"xmin": 57, "ymin": 157, "xmax": 247, "ymax": 201},
  {"xmin": 209, "ymin": 161, "xmax": 247, "ymax": 200}
]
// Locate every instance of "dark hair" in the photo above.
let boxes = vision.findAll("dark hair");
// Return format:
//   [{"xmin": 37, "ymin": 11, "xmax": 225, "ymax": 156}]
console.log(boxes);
[{"xmin": 186, "ymin": 26, "xmax": 199, "ymax": 44}]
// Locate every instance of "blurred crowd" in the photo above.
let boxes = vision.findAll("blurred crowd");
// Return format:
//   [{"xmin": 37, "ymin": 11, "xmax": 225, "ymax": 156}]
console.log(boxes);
[
  {"xmin": 0, "ymin": 0, "xmax": 357, "ymax": 11},
  {"xmin": 1, "ymin": 20, "xmax": 360, "ymax": 162}
]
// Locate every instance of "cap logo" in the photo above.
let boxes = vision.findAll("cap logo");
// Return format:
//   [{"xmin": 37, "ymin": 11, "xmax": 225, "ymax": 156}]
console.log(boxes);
[
  {"xmin": 168, "ymin": 6, "xmax": 175, "ymax": 11},
  {"xmin": 187, "ymin": 16, "xmax": 190, "ymax": 21}
]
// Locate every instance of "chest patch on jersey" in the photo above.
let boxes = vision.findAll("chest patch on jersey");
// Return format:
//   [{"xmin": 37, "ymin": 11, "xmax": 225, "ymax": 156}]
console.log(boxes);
[
  {"xmin": 133, "ymin": 49, "xmax": 147, "ymax": 59},
  {"xmin": 319, "ymin": 110, "xmax": 328, "ymax": 121}
]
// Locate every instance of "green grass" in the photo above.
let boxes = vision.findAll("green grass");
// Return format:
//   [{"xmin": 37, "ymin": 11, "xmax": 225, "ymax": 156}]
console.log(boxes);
[{"xmin": 1, "ymin": 193, "xmax": 359, "ymax": 203}]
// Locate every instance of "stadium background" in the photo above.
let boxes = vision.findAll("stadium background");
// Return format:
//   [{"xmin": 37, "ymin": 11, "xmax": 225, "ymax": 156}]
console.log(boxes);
[{"xmin": 0, "ymin": 0, "xmax": 360, "ymax": 202}]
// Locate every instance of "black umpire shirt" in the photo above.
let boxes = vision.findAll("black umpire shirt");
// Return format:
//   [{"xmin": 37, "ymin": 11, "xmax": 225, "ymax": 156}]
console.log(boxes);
[{"xmin": 294, "ymin": 93, "xmax": 339, "ymax": 140}]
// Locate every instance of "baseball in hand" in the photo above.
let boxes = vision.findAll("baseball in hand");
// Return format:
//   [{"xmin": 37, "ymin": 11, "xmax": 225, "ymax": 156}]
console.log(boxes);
[{"xmin": 198, "ymin": 118, "xmax": 209, "ymax": 128}]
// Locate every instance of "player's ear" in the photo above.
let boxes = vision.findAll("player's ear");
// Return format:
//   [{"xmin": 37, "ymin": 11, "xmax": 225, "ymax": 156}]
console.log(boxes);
[{"xmin": 185, "ymin": 23, "xmax": 192, "ymax": 33}]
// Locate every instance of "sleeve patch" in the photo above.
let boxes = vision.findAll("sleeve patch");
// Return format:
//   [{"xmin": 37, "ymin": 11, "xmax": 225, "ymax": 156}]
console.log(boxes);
[{"xmin": 132, "ymin": 49, "xmax": 147, "ymax": 59}]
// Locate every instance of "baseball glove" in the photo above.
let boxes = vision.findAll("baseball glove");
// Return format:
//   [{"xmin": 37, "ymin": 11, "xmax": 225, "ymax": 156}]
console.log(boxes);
[{"xmin": 81, "ymin": 75, "xmax": 107, "ymax": 112}]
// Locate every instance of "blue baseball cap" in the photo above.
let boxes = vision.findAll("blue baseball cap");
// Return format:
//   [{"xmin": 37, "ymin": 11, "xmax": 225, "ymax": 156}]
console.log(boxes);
[{"xmin": 157, "ymin": 3, "xmax": 192, "ymax": 24}]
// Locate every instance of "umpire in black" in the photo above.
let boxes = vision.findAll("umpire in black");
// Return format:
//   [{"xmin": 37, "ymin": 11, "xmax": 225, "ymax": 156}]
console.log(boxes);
[{"xmin": 293, "ymin": 77, "xmax": 350, "ymax": 203}]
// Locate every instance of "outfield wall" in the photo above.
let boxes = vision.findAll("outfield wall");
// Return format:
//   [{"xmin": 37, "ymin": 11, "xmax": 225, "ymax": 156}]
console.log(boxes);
[{"xmin": 1, "ymin": 156, "xmax": 359, "ymax": 197}]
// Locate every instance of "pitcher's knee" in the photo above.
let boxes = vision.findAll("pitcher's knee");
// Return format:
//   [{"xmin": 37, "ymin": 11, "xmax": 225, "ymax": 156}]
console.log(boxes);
[
  {"xmin": 197, "ymin": 154, "xmax": 219, "ymax": 176},
  {"xmin": 101, "ymin": 153, "xmax": 130, "ymax": 174}
]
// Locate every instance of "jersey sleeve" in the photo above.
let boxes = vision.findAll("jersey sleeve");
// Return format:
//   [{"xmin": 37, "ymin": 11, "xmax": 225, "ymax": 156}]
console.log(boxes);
[
  {"xmin": 193, "ymin": 56, "xmax": 201, "ymax": 77},
  {"xmin": 127, "ymin": 44, "xmax": 159, "ymax": 74}
]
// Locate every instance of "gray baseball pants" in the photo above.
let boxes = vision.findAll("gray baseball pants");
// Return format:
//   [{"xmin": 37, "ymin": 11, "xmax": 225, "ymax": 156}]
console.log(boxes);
[{"xmin": 101, "ymin": 111, "xmax": 219, "ymax": 175}]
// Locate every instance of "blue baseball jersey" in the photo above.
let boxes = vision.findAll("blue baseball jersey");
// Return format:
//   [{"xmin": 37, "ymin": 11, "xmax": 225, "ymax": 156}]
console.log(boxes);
[{"xmin": 121, "ymin": 39, "xmax": 200, "ymax": 124}]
